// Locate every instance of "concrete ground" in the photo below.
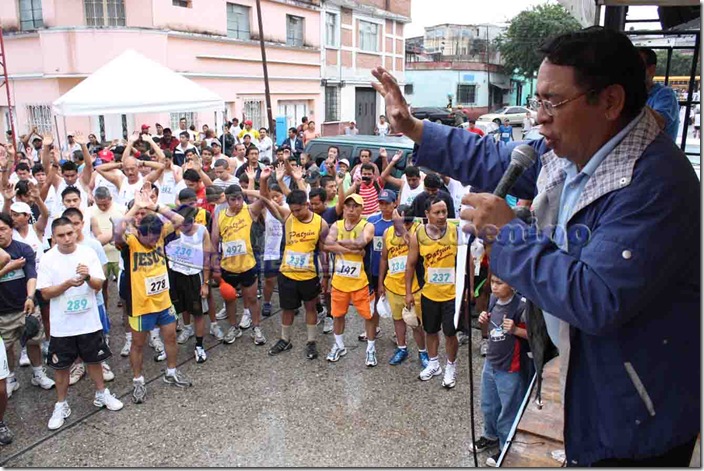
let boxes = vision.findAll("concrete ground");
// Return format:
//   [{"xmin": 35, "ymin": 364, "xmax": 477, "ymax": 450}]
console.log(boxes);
[{"xmin": 0, "ymin": 282, "xmax": 490, "ymax": 467}]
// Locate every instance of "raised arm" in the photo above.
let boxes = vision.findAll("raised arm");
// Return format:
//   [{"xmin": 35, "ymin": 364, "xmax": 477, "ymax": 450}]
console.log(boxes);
[
  {"xmin": 29, "ymin": 183, "xmax": 50, "ymax": 236},
  {"xmin": 73, "ymin": 132, "xmax": 93, "ymax": 187},
  {"xmin": 380, "ymin": 149, "xmax": 404, "ymax": 188},
  {"xmin": 95, "ymin": 162, "xmax": 124, "ymax": 189},
  {"xmin": 140, "ymin": 160, "xmax": 166, "ymax": 184}
]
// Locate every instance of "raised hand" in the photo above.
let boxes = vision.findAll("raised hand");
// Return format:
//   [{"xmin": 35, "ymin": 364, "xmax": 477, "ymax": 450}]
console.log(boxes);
[
  {"xmin": 128, "ymin": 131, "xmax": 140, "ymax": 143},
  {"xmin": 391, "ymin": 149, "xmax": 403, "ymax": 164},
  {"xmin": 42, "ymin": 134, "xmax": 54, "ymax": 147},
  {"xmin": 379, "ymin": 147, "xmax": 387, "ymax": 159},
  {"xmin": 291, "ymin": 165, "xmax": 303, "ymax": 182},
  {"xmin": 260, "ymin": 165, "xmax": 272, "ymax": 181},
  {"xmin": 1, "ymin": 182, "xmax": 15, "ymax": 201},
  {"xmin": 371, "ymin": 66, "xmax": 415, "ymax": 136},
  {"xmin": 245, "ymin": 165, "xmax": 256, "ymax": 182},
  {"xmin": 27, "ymin": 182, "xmax": 40, "ymax": 203},
  {"xmin": 73, "ymin": 132, "xmax": 87, "ymax": 146},
  {"xmin": 275, "ymin": 163, "xmax": 285, "ymax": 181}
]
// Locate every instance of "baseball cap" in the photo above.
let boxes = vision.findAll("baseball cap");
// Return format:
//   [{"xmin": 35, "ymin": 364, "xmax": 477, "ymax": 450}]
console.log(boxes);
[
  {"xmin": 10, "ymin": 202, "xmax": 32, "ymax": 215},
  {"xmin": 344, "ymin": 194, "xmax": 364, "ymax": 206},
  {"xmin": 244, "ymin": 120, "xmax": 253, "ymax": 126},
  {"xmin": 210, "ymin": 140, "xmax": 221, "ymax": 147},
  {"xmin": 141, "ymin": 124, "xmax": 150, "ymax": 130},
  {"xmin": 30, "ymin": 134, "xmax": 42, "ymax": 142},
  {"xmin": 339, "ymin": 158, "xmax": 350, "ymax": 168},
  {"xmin": 378, "ymin": 189, "xmax": 397, "ymax": 203},
  {"xmin": 178, "ymin": 188, "xmax": 197, "ymax": 201},
  {"xmin": 98, "ymin": 149, "xmax": 114, "ymax": 162}
]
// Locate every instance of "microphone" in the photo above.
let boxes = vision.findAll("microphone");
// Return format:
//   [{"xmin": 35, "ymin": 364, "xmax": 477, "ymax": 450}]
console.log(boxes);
[{"xmin": 493, "ymin": 144, "xmax": 538, "ymax": 198}]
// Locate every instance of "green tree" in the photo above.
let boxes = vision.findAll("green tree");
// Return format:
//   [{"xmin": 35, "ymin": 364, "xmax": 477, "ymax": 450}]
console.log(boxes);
[
  {"xmin": 654, "ymin": 50, "xmax": 700, "ymax": 76},
  {"xmin": 496, "ymin": 4, "xmax": 582, "ymax": 79}
]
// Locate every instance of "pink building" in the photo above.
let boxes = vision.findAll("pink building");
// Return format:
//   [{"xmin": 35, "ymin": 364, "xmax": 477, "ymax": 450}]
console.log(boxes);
[{"xmin": 0, "ymin": 0, "xmax": 324, "ymax": 142}]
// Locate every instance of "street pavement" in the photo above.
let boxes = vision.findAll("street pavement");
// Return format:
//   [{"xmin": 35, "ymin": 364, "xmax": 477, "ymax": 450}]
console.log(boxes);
[{"xmin": 0, "ymin": 282, "xmax": 489, "ymax": 467}]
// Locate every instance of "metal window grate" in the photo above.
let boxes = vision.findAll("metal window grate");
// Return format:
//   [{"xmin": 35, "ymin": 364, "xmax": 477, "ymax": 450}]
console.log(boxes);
[
  {"xmin": 84, "ymin": 0, "xmax": 125, "ymax": 27},
  {"xmin": 325, "ymin": 86, "xmax": 339, "ymax": 122},
  {"xmin": 172, "ymin": 0, "xmax": 191, "ymax": 7},
  {"xmin": 26, "ymin": 104, "xmax": 52, "ymax": 135},
  {"xmin": 243, "ymin": 100, "xmax": 263, "ymax": 129},
  {"xmin": 170, "ymin": 112, "xmax": 196, "ymax": 133},
  {"xmin": 19, "ymin": 0, "xmax": 43, "ymax": 31},
  {"xmin": 325, "ymin": 12, "xmax": 338, "ymax": 47},
  {"xmin": 226, "ymin": 3, "xmax": 251, "ymax": 40},
  {"xmin": 457, "ymin": 84, "xmax": 476, "ymax": 105},
  {"xmin": 287, "ymin": 15, "xmax": 305, "ymax": 47}
]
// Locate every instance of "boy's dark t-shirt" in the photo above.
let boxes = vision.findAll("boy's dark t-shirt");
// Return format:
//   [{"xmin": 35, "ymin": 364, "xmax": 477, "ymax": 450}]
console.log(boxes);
[{"xmin": 486, "ymin": 294, "xmax": 525, "ymax": 373}]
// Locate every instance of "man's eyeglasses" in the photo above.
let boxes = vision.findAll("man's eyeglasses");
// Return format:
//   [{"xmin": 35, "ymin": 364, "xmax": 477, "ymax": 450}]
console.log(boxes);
[{"xmin": 529, "ymin": 90, "xmax": 593, "ymax": 117}]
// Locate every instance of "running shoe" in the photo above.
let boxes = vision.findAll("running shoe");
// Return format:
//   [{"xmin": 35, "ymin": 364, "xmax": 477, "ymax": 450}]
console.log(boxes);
[
  {"xmin": 93, "ymin": 388, "xmax": 124, "ymax": 411},
  {"xmin": 164, "ymin": 370, "xmax": 192, "ymax": 388},
  {"xmin": 6, "ymin": 377, "xmax": 19, "ymax": 398},
  {"xmin": 305, "ymin": 341, "xmax": 318, "ymax": 360},
  {"xmin": 101, "ymin": 362, "xmax": 115, "ymax": 382},
  {"xmin": 47, "ymin": 402, "xmax": 71, "ymax": 430},
  {"xmin": 457, "ymin": 331, "xmax": 469, "ymax": 346},
  {"xmin": 322, "ymin": 317, "xmax": 334, "ymax": 334},
  {"xmin": 268, "ymin": 339, "xmax": 292, "ymax": 356},
  {"xmin": 472, "ymin": 436, "xmax": 499, "ymax": 452},
  {"xmin": 177, "ymin": 325, "xmax": 194, "ymax": 344},
  {"xmin": 239, "ymin": 311, "xmax": 252, "ymax": 330},
  {"xmin": 419, "ymin": 363, "xmax": 442, "ymax": 381},
  {"xmin": 151, "ymin": 336, "xmax": 166, "ymax": 362},
  {"xmin": 486, "ymin": 452, "xmax": 501, "ymax": 467},
  {"xmin": 68, "ymin": 362, "xmax": 85, "ymax": 386},
  {"xmin": 0, "ymin": 421, "xmax": 13, "ymax": 445},
  {"xmin": 358, "ymin": 327, "xmax": 382, "ymax": 341},
  {"xmin": 316, "ymin": 307, "xmax": 327, "ymax": 325},
  {"xmin": 252, "ymin": 326, "xmax": 266, "ymax": 345},
  {"xmin": 365, "ymin": 350, "xmax": 378, "ymax": 367},
  {"xmin": 209, "ymin": 323, "xmax": 225, "ymax": 341},
  {"xmin": 262, "ymin": 302, "xmax": 273, "ymax": 318},
  {"xmin": 442, "ymin": 362, "xmax": 457, "ymax": 389},
  {"xmin": 195, "ymin": 346, "xmax": 207, "ymax": 363},
  {"xmin": 120, "ymin": 337, "xmax": 132, "ymax": 357},
  {"xmin": 215, "ymin": 307, "xmax": 228, "ymax": 320},
  {"xmin": 326, "ymin": 344, "xmax": 347, "ymax": 362},
  {"xmin": 19, "ymin": 347, "xmax": 30, "ymax": 367},
  {"xmin": 223, "ymin": 326, "xmax": 243, "ymax": 344},
  {"xmin": 31, "ymin": 367, "xmax": 55, "ymax": 390},
  {"xmin": 389, "ymin": 348, "xmax": 409, "ymax": 365},
  {"xmin": 419, "ymin": 351, "xmax": 430, "ymax": 369},
  {"xmin": 132, "ymin": 380, "xmax": 147, "ymax": 404}
]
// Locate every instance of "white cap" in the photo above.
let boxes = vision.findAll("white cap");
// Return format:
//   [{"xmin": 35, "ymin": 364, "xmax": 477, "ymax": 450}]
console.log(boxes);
[
  {"xmin": 339, "ymin": 158, "xmax": 350, "ymax": 168},
  {"xmin": 10, "ymin": 202, "xmax": 32, "ymax": 215}
]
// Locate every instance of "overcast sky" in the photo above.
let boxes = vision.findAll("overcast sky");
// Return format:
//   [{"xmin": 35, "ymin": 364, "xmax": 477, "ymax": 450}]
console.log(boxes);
[{"xmin": 404, "ymin": 0, "xmax": 660, "ymax": 38}]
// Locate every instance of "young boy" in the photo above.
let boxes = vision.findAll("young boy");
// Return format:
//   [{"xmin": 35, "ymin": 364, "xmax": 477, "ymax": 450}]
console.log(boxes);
[{"xmin": 474, "ymin": 276, "xmax": 528, "ymax": 467}]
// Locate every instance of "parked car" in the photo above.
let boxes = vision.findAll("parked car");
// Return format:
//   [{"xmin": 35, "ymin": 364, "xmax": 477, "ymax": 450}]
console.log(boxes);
[
  {"xmin": 478, "ymin": 106, "xmax": 537, "ymax": 126},
  {"xmin": 410, "ymin": 107, "xmax": 458, "ymax": 126},
  {"xmin": 303, "ymin": 135, "xmax": 415, "ymax": 192}
]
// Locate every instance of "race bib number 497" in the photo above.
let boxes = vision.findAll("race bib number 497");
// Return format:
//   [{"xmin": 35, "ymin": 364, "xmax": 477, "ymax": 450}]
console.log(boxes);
[{"xmin": 222, "ymin": 240, "xmax": 246, "ymax": 258}]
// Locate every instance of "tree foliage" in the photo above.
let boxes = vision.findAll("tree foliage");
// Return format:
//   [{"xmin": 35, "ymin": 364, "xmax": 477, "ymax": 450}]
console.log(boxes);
[
  {"xmin": 496, "ymin": 4, "xmax": 582, "ymax": 79},
  {"xmin": 654, "ymin": 50, "xmax": 700, "ymax": 77}
]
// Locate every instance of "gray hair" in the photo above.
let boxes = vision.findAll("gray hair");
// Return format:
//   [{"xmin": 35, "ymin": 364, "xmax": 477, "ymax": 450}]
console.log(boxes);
[{"xmin": 94, "ymin": 186, "xmax": 112, "ymax": 200}]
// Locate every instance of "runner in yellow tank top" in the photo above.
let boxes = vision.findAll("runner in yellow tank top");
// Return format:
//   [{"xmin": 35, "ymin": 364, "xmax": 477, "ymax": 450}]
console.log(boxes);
[
  {"xmin": 323, "ymin": 194, "xmax": 377, "ymax": 365},
  {"xmin": 211, "ymin": 171, "xmax": 273, "ymax": 347},
  {"xmin": 377, "ymin": 204, "xmax": 427, "ymax": 368},
  {"xmin": 405, "ymin": 197, "xmax": 461, "ymax": 389}
]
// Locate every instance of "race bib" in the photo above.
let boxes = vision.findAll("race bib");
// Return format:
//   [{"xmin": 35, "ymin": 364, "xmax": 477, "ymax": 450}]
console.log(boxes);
[
  {"xmin": 64, "ymin": 293, "xmax": 93, "ymax": 314},
  {"xmin": 161, "ymin": 185, "xmax": 173, "ymax": 195},
  {"xmin": 166, "ymin": 241, "xmax": 201, "ymax": 269},
  {"xmin": 145, "ymin": 273, "xmax": 169, "ymax": 296},
  {"xmin": 501, "ymin": 132, "xmax": 510, "ymax": 139},
  {"xmin": 428, "ymin": 267, "xmax": 455, "ymax": 285},
  {"xmin": 373, "ymin": 236, "xmax": 383, "ymax": 252},
  {"xmin": 388, "ymin": 255, "xmax": 407, "ymax": 275},
  {"xmin": 335, "ymin": 259, "xmax": 362, "ymax": 278},
  {"xmin": 0, "ymin": 269, "xmax": 24, "ymax": 283},
  {"xmin": 285, "ymin": 251, "xmax": 311, "ymax": 269},
  {"xmin": 222, "ymin": 240, "xmax": 247, "ymax": 258}
]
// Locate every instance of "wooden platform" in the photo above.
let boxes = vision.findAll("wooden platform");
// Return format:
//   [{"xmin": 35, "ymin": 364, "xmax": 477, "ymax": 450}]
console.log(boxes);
[{"xmin": 502, "ymin": 358, "xmax": 566, "ymax": 467}]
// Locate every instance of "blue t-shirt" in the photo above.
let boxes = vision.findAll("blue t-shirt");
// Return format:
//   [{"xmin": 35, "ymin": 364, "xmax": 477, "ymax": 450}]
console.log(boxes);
[
  {"xmin": 366, "ymin": 213, "xmax": 394, "ymax": 276},
  {"xmin": 486, "ymin": 294, "xmax": 525, "ymax": 372},
  {"xmin": 498, "ymin": 125, "xmax": 513, "ymax": 143},
  {"xmin": 647, "ymin": 83, "xmax": 680, "ymax": 141},
  {"xmin": 0, "ymin": 240, "xmax": 37, "ymax": 315},
  {"xmin": 320, "ymin": 207, "xmax": 339, "ymax": 225}
]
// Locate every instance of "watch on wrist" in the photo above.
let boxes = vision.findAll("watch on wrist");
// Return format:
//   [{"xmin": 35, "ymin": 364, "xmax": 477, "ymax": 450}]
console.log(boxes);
[
  {"xmin": 83, "ymin": 274, "xmax": 90, "ymax": 282},
  {"xmin": 26, "ymin": 295, "xmax": 35, "ymax": 303}
]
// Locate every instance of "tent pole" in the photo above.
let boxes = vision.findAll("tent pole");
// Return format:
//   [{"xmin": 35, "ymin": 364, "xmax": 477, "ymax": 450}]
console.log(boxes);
[
  {"xmin": 255, "ymin": 0, "xmax": 275, "ymax": 141},
  {"xmin": 53, "ymin": 115, "xmax": 62, "ymax": 157}
]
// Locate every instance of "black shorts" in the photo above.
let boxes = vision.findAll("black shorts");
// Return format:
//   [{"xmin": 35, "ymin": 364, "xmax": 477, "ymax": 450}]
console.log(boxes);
[
  {"xmin": 47, "ymin": 330, "xmax": 111, "ymax": 370},
  {"xmin": 262, "ymin": 259, "xmax": 282, "ymax": 278},
  {"xmin": 370, "ymin": 275, "xmax": 380, "ymax": 293},
  {"xmin": 222, "ymin": 267, "xmax": 258, "ymax": 289},
  {"xmin": 421, "ymin": 295, "xmax": 457, "ymax": 337},
  {"xmin": 169, "ymin": 270, "xmax": 204, "ymax": 316},
  {"xmin": 277, "ymin": 274, "xmax": 321, "ymax": 310}
]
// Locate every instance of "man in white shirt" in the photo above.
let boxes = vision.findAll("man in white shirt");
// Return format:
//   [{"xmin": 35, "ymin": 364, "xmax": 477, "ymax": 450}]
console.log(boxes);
[
  {"xmin": 376, "ymin": 115, "xmax": 390, "ymax": 136},
  {"xmin": 258, "ymin": 128, "xmax": 273, "ymax": 162}
]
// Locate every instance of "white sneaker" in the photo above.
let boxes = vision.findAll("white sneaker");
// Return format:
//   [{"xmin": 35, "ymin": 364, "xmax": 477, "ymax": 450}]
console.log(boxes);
[
  {"xmin": 150, "ymin": 336, "xmax": 166, "ymax": 362},
  {"xmin": 101, "ymin": 362, "xmax": 115, "ymax": 382},
  {"xmin": 322, "ymin": 317, "xmax": 334, "ymax": 334},
  {"xmin": 19, "ymin": 347, "xmax": 30, "ymax": 367},
  {"xmin": 176, "ymin": 316, "xmax": 184, "ymax": 332},
  {"xmin": 120, "ymin": 337, "xmax": 132, "ymax": 357},
  {"xmin": 93, "ymin": 388, "xmax": 123, "ymax": 411},
  {"xmin": 239, "ymin": 311, "xmax": 252, "ymax": 330},
  {"xmin": 47, "ymin": 402, "xmax": 71, "ymax": 430},
  {"xmin": 69, "ymin": 362, "xmax": 85, "ymax": 386},
  {"xmin": 31, "ymin": 368, "xmax": 55, "ymax": 390},
  {"xmin": 215, "ymin": 307, "xmax": 228, "ymax": 320},
  {"xmin": 177, "ymin": 325, "xmax": 194, "ymax": 344},
  {"xmin": 442, "ymin": 362, "xmax": 457, "ymax": 389},
  {"xmin": 209, "ymin": 323, "xmax": 224, "ymax": 341},
  {"xmin": 6, "ymin": 377, "xmax": 19, "ymax": 398},
  {"xmin": 195, "ymin": 346, "xmax": 207, "ymax": 363},
  {"xmin": 419, "ymin": 363, "xmax": 443, "ymax": 381},
  {"xmin": 252, "ymin": 326, "xmax": 266, "ymax": 345}
]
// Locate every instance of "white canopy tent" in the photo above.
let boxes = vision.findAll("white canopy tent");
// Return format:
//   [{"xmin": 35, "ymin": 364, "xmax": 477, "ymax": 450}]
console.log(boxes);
[{"xmin": 52, "ymin": 49, "xmax": 225, "ymax": 116}]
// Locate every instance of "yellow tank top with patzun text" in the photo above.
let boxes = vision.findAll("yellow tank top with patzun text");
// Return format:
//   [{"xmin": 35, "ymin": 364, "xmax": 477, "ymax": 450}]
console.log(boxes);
[
  {"xmin": 218, "ymin": 207, "xmax": 256, "ymax": 273},
  {"xmin": 417, "ymin": 224, "xmax": 458, "ymax": 302},
  {"xmin": 383, "ymin": 223, "xmax": 421, "ymax": 296},
  {"xmin": 127, "ymin": 231, "xmax": 172, "ymax": 317},
  {"xmin": 331, "ymin": 219, "xmax": 369, "ymax": 293},
  {"xmin": 281, "ymin": 213, "xmax": 322, "ymax": 281}
]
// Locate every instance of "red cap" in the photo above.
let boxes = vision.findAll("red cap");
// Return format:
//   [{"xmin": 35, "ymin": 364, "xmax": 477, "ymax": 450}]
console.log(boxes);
[
  {"xmin": 98, "ymin": 149, "xmax": 114, "ymax": 162},
  {"xmin": 244, "ymin": 120, "xmax": 253, "ymax": 126},
  {"xmin": 141, "ymin": 124, "xmax": 150, "ymax": 130}
]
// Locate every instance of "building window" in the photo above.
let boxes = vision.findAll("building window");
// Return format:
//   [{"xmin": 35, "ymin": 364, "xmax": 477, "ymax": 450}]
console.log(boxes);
[
  {"xmin": 325, "ymin": 12, "xmax": 338, "ymax": 47},
  {"xmin": 359, "ymin": 20, "xmax": 379, "ymax": 52},
  {"xmin": 26, "ymin": 104, "xmax": 52, "ymax": 135},
  {"xmin": 325, "ymin": 86, "xmax": 339, "ymax": 122},
  {"xmin": 84, "ymin": 0, "xmax": 126, "ymax": 27},
  {"xmin": 172, "ymin": 0, "xmax": 191, "ymax": 6},
  {"xmin": 19, "ymin": 0, "xmax": 43, "ymax": 31},
  {"xmin": 243, "ymin": 100, "xmax": 264, "ymax": 129},
  {"xmin": 286, "ymin": 15, "xmax": 304, "ymax": 47},
  {"xmin": 170, "ymin": 112, "xmax": 196, "ymax": 133},
  {"xmin": 226, "ymin": 3, "xmax": 251, "ymax": 40},
  {"xmin": 457, "ymin": 84, "xmax": 477, "ymax": 105},
  {"xmin": 404, "ymin": 84, "xmax": 414, "ymax": 95}
]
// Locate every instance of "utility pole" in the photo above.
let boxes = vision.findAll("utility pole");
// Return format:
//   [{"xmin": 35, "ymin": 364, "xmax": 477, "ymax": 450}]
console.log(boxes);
[
  {"xmin": 255, "ymin": 0, "xmax": 275, "ymax": 141},
  {"xmin": 0, "ymin": 29, "xmax": 17, "ymax": 154}
]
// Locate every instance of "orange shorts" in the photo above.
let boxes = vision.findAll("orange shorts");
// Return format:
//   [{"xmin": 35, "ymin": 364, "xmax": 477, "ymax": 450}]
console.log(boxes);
[{"xmin": 331, "ymin": 286, "xmax": 372, "ymax": 320}]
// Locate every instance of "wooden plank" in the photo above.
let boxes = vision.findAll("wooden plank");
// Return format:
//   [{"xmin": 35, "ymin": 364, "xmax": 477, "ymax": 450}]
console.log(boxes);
[
  {"xmin": 517, "ymin": 398, "xmax": 564, "ymax": 442},
  {"xmin": 503, "ymin": 431, "xmax": 565, "ymax": 468}
]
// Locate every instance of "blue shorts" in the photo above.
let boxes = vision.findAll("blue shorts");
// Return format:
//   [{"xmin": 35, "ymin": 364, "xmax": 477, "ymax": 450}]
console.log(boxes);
[
  {"xmin": 128, "ymin": 307, "xmax": 176, "ymax": 332},
  {"xmin": 98, "ymin": 304, "xmax": 111, "ymax": 334}
]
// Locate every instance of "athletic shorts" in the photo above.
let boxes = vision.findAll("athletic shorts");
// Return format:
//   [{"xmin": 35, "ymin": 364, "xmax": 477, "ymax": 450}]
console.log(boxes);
[
  {"xmin": 386, "ymin": 290, "xmax": 422, "ymax": 322},
  {"xmin": 262, "ymin": 259, "xmax": 282, "ymax": 278},
  {"xmin": 278, "ymin": 274, "xmax": 321, "ymax": 310},
  {"xmin": 331, "ymin": 286, "xmax": 372, "ymax": 320},
  {"xmin": 0, "ymin": 337, "xmax": 8, "ymax": 380},
  {"xmin": 421, "ymin": 295, "xmax": 457, "ymax": 336},
  {"xmin": 0, "ymin": 311, "xmax": 43, "ymax": 352},
  {"xmin": 106, "ymin": 262, "xmax": 120, "ymax": 279},
  {"xmin": 47, "ymin": 329, "xmax": 111, "ymax": 370},
  {"xmin": 128, "ymin": 306, "xmax": 177, "ymax": 332},
  {"xmin": 222, "ymin": 268, "xmax": 257, "ymax": 289},
  {"xmin": 169, "ymin": 270, "xmax": 205, "ymax": 316},
  {"xmin": 98, "ymin": 304, "xmax": 111, "ymax": 334}
]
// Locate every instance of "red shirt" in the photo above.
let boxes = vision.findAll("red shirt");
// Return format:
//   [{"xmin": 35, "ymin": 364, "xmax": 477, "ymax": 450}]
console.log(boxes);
[
  {"xmin": 160, "ymin": 137, "xmax": 179, "ymax": 153},
  {"xmin": 468, "ymin": 127, "xmax": 485, "ymax": 137},
  {"xmin": 359, "ymin": 178, "xmax": 384, "ymax": 216}
]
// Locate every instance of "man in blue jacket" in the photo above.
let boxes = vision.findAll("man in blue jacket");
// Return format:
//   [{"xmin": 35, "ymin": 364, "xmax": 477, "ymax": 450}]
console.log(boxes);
[{"xmin": 372, "ymin": 26, "xmax": 700, "ymax": 466}]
